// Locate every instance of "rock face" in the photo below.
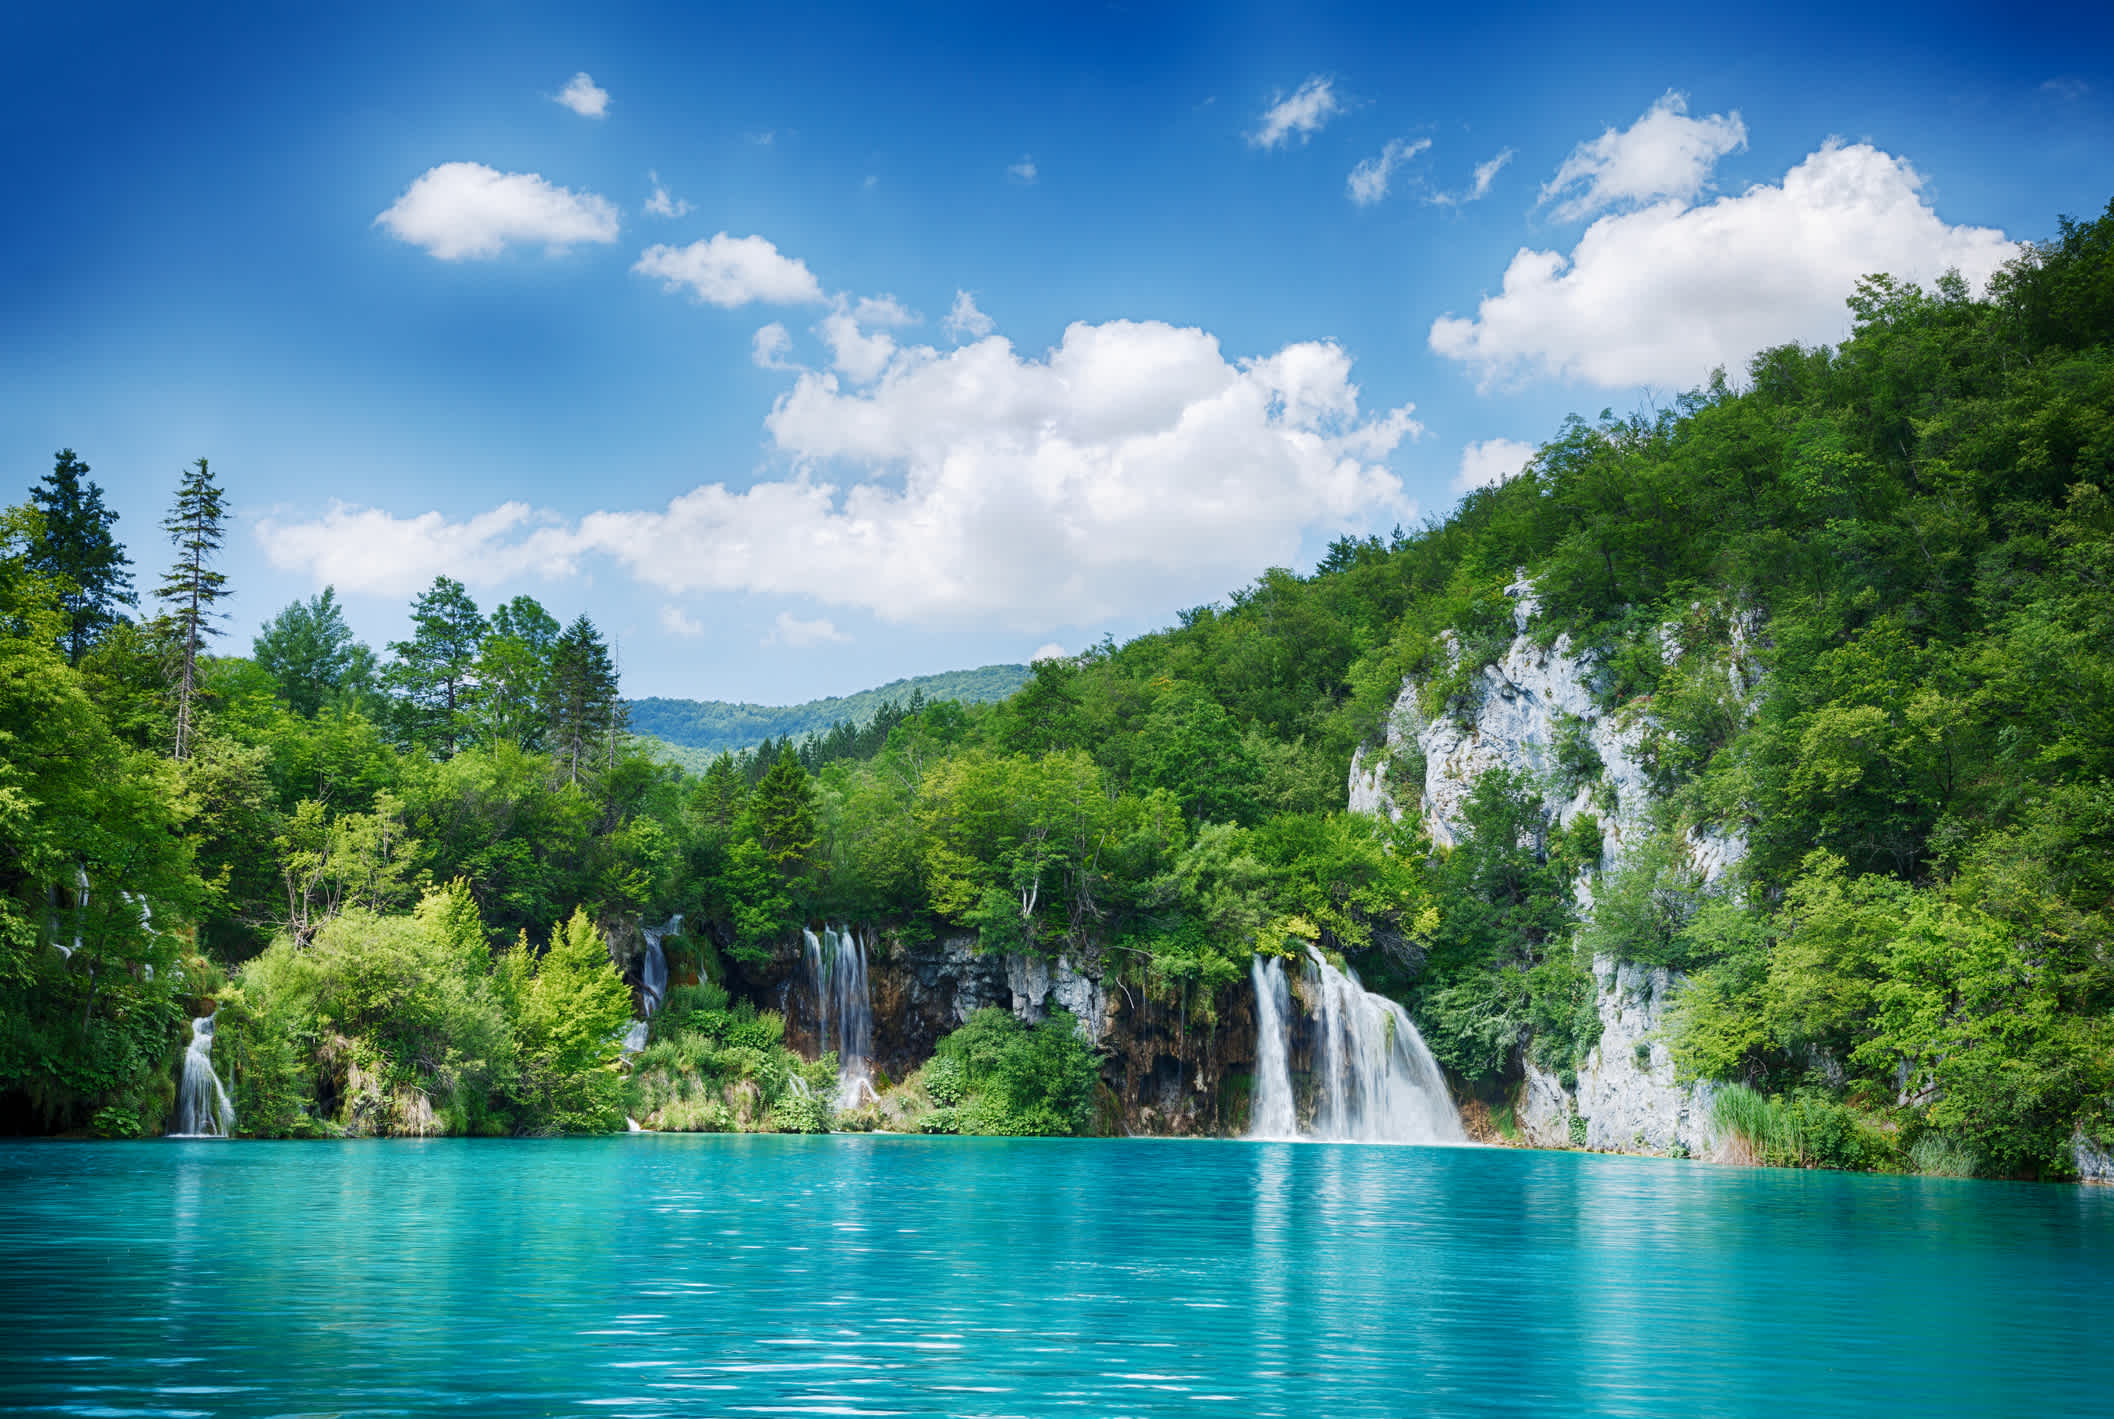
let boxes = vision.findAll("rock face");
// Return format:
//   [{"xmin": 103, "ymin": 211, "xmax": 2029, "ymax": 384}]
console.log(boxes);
[
  {"xmin": 2077, "ymin": 1130, "xmax": 2114, "ymax": 1184},
  {"xmin": 1354, "ymin": 575, "xmax": 1753, "ymax": 1157},
  {"xmin": 730, "ymin": 929, "xmax": 1253, "ymax": 1136}
]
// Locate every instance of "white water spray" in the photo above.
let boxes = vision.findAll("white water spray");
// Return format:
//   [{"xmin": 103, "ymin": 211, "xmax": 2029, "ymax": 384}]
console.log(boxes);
[
  {"xmin": 1249, "ymin": 957, "xmax": 1298, "ymax": 1139},
  {"xmin": 1247, "ymin": 948, "xmax": 1463, "ymax": 1144},
  {"xmin": 622, "ymin": 914, "xmax": 683, "ymax": 1057},
  {"xmin": 172, "ymin": 1015, "xmax": 235, "ymax": 1138},
  {"xmin": 804, "ymin": 924, "xmax": 877, "ymax": 1108}
]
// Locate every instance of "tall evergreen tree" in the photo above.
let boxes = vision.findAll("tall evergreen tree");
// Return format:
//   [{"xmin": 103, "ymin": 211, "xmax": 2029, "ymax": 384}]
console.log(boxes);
[
  {"xmin": 748, "ymin": 742, "xmax": 819, "ymax": 877},
  {"xmin": 385, "ymin": 577, "xmax": 485, "ymax": 758},
  {"xmin": 156, "ymin": 457, "xmax": 228, "ymax": 759},
  {"xmin": 546, "ymin": 614, "xmax": 620, "ymax": 784},
  {"xmin": 474, "ymin": 594, "xmax": 562, "ymax": 749},
  {"xmin": 253, "ymin": 586, "xmax": 372, "ymax": 716},
  {"xmin": 27, "ymin": 449, "xmax": 135, "ymax": 665}
]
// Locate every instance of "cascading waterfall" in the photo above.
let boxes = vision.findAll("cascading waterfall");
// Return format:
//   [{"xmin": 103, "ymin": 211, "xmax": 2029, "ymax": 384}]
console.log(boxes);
[
  {"xmin": 1247, "ymin": 948, "xmax": 1464, "ymax": 1144},
  {"xmin": 622, "ymin": 913, "xmax": 683, "ymax": 1055},
  {"xmin": 172, "ymin": 1015, "xmax": 235, "ymax": 1138},
  {"xmin": 804, "ymin": 924, "xmax": 877, "ymax": 1108},
  {"xmin": 1249, "ymin": 957, "xmax": 1298, "ymax": 1139}
]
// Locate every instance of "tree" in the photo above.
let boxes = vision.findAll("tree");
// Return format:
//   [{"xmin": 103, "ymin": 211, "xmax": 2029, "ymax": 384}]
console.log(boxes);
[
  {"xmin": 748, "ymin": 742, "xmax": 819, "ymax": 878},
  {"xmin": 156, "ymin": 457, "xmax": 228, "ymax": 760},
  {"xmin": 474, "ymin": 595, "xmax": 561, "ymax": 749},
  {"xmin": 545, "ymin": 614, "xmax": 620, "ymax": 783},
  {"xmin": 253, "ymin": 587, "xmax": 372, "ymax": 716},
  {"xmin": 386, "ymin": 577, "xmax": 485, "ymax": 758},
  {"xmin": 26, "ymin": 449, "xmax": 134, "ymax": 665}
]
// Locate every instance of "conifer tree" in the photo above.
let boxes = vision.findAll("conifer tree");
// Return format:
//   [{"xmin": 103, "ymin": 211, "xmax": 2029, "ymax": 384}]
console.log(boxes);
[
  {"xmin": 546, "ymin": 614, "xmax": 620, "ymax": 783},
  {"xmin": 748, "ymin": 742, "xmax": 819, "ymax": 877},
  {"xmin": 385, "ymin": 576, "xmax": 485, "ymax": 757},
  {"xmin": 253, "ymin": 586, "xmax": 371, "ymax": 716},
  {"xmin": 156, "ymin": 457, "xmax": 228, "ymax": 759},
  {"xmin": 27, "ymin": 448, "xmax": 135, "ymax": 665}
]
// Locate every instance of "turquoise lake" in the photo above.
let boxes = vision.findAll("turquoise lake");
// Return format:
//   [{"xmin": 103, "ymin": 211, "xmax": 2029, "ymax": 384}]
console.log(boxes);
[{"xmin": 4, "ymin": 1137, "xmax": 2111, "ymax": 1416}]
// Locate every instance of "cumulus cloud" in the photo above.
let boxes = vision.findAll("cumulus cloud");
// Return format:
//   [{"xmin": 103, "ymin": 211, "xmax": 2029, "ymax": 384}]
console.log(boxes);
[
  {"xmin": 768, "ymin": 612, "xmax": 848, "ymax": 647},
  {"xmin": 555, "ymin": 72, "xmax": 610, "ymax": 118},
  {"xmin": 259, "ymin": 319, "xmax": 1420, "ymax": 631},
  {"xmin": 1454, "ymin": 438, "xmax": 1537, "ymax": 493},
  {"xmin": 256, "ymin": 501, "xmax": 578, "ymax": 595},
  {"xmin": 373, "ymin": 163, "xmax": 620, "ymax": 260},
  {"xmin": 1030, "ymin": 642, "xmax": 1068, "ymax": 662},
  {"xmin": 644, "ymin": 171, "xmax": 693, "ymax": 218},
  {"xmin": 1541, "ymin": 92, "xmax": 1746, "ymax": 222},
  {"xmin": 1251, "ymin": 76, "xmax": 1343, "ymax": 149},
  {"xmin": 944, "ymin": 291, "xmax": 995, "ymax": 342},
  {"xmin": 633, "ymin": 233, "xmax": 826, "ymax": 307},
  {"xmin": 1430, "ymin": 140, "xmax": 2017, "ymax": 390},
  {"xmin": 1347, "ymin": 137, "xmax": 1430, "ymax": 206},
  {"xmin": 818, "ymin": 310, "xmax": 898, "ymax": 383},
  {"xmin": 1432, "ymin": 148, "xmax": 1514, "ymax": 207},
  {"xmin": 660, "ymin": 605, "xmax": 704, "ymax": 636},
  {"xmin": 752, "ymin": 322, "xmax": 799, "ymax": 370},
  {"xmin": 1008, "ymin": 155, "xmax": 1039, "ymax": 183}
]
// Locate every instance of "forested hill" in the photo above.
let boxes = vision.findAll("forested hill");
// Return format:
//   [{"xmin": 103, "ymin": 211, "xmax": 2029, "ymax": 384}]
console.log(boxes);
[{"xmin": 626, "ymin": 664, "xmax": 1031, "ymax": 754}]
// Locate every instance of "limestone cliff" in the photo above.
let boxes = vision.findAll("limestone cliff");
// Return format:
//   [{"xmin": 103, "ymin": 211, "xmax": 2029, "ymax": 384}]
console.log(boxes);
[{"xmin": 1351, "ymin": 575, "xmax": 1757, "ymax": 1158}]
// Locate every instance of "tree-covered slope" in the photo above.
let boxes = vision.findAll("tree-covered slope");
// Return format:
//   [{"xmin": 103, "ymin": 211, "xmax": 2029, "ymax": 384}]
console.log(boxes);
[{"xmin": 626, "ymin": 664, "xmax": 1032, "ymax": 754}]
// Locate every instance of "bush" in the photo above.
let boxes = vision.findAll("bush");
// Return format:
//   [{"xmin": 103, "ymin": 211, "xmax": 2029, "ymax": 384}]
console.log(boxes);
[
  {"xmin": 771, "ymin": 1094, "xmax": 828, "ymax": 1134},
  {"xmin": 932, "ymin": 1007, "xmax": 1100, "ymax": 1136},
  {"xmin": 922, "ymin": 1054, "xmax": 967, "ymax": 1106}
]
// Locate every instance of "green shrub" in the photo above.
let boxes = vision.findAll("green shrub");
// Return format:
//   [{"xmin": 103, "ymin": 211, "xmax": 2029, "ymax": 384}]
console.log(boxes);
[
  {"xmin": 770, "ymin": 1093, "xmax": 828, "ymax": 1134},
  {"xmin": 923, "ymin": 1054, "xmax": 967, "ymax": 1106},
  {"xmin": 932, "ymin": 1007, "xmax": 1100, "ymax": 1136}
]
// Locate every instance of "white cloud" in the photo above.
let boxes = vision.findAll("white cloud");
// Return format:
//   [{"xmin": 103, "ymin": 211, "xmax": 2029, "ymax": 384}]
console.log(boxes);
[
  {"xmin": 660, "ymin": 605, "xmax": 704, "ymax": 636},
  {"xmin": 1454, "ymin": 438, "xmax": 1537, "ymax": 493},
  {"xmin": 555, "ymin": 73, "xmax": 610, "ymax": 119},
  {"xmin": 1251, "ymin": 76, "xmax": 1343, "ymax": 150},
  {"xmin": 1430, "ymin": 140, "xmax": 2018, "ymax": 390},
  {"xmin": 1347, "ymin": 137, "xmax": 1430, "ymax": 206},
  {"xmin": 1008, "ymin": 155, "xmax": 1039, "ymax": 183},
  {"xmin": 255, "ymin": 501, "xmax": 578, "ymax": 595},
  {"xmin": 767, "ymin": 612, "xmax": 848, "ymax": 647},
  {"xmin": 852, "ymin": 295, "xmax": 919, "ymax": 327},
  {"xmin": 2040, "ymin": 77, "xmax": 2089, "ymax": 101},
  {"xmin": 944, "ymin": 291, "xmax": 995, "ymax": 342},
  {"xmin": 644, "ymin": 171, "xmax": 693, "ymax": 218},
  {"xmin": 1541, "ymin": 92, "xmax": 1746, "ymax": 222},
  {"xmin": 1030, "ymin": 642, "xmax": 1067, "ymax": 662},
  {"xmin": 259, "ymin": 319, "xmax": 1421, "ymax": 631},
  {"xmin": 1432, "ymin": 147, "xmax": 1514, "ymax": 206},
  {"xmin": 373, "ymin": 163, "xmax": 620, "ymax": 261},
  {"xmin": 818, "ymin": 310, "xmax": 898, "ymax": 383},
  {"xmin": 752, "ymin": 322, "xmax": 799, "ymax": 370},
  {"xmin": 633, "ymin": 233, "xmax": 825, "ymax": 307}
]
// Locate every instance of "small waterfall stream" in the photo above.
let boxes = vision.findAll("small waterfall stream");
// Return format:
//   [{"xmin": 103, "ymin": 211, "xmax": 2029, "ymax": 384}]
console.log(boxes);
[
  {"xmin": 1248, "ymin": 948, "xmax": 1464, "ymax": 1144},
  {"xmin": 804, "ymin": 924, "xmax": 877, "ymax": 1108},
  {"xmin": 171, "ymin": 1015, "xmax": 235, "ymax": 1138},
  {"xmin": 623, "ymin": 913, "xmax": 683, "ymax": 1055}
]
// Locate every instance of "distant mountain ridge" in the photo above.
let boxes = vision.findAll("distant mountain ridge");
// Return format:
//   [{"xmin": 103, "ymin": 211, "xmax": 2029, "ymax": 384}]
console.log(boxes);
[{"xmin": 625, "ymin": 663, "xmax": 1032, "ymax": 756}]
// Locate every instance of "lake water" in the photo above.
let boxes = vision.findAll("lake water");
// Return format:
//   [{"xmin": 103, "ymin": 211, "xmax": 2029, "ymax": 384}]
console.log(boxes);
[{"xmin": 3, "ymin": 1136, "xmax": 2111, "ymax": 1416}]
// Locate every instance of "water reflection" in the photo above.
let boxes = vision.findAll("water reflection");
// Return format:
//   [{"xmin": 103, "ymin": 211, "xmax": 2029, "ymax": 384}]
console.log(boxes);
[{"xmin": 2, "ymin": 1137, "xmax": 2111, "ymax": 1417}]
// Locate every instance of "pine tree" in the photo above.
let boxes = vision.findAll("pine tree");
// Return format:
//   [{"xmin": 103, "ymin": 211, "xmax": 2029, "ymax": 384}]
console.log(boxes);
[
  {"xmin": 27, "ymin": 448, "xmax": 135, "ymax": 665},
  {"xmin": 156, "ymin": 457, "xmax": 228, "ymax": 759},
  {"xmin": 253, "ymin": 586, "xmax": 371, "ymax": 716},
  {"xmin": 748, "ymin": 742, "xmax": 819, "ymax": 877},
  {"xmin": 545, "ymin": 614, "xmax": 619, "ymax": 783},
  {"xmin": 385, "ymin": 577, "xmax": 485, "ymax": 757}
]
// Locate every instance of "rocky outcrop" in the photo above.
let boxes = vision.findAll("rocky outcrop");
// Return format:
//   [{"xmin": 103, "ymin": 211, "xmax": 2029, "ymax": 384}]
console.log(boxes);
[
  {"xmin": 1354, "ymin": 575, "xmax": 1754, "ymax": 1157},
  {"xmin": 2077, "ymin": 1129, "xmax": 2114, "ymax": 1184},
  {"xmin": 729, "ymin": 927, "xmax": 1253, "ymax": 1136}
]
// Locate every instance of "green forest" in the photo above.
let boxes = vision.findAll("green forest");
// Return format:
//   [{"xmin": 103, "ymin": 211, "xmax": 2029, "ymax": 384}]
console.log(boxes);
[
  {"xmin": 628, "ymin": 663, "xmax": 1032, "ymax": 761},
  {"xmin": 4, "ymin": 198, "xmax": 2110, "ymax": 1177}
]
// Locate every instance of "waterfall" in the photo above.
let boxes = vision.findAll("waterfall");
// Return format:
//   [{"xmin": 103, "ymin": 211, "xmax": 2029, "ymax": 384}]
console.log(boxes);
[
  {"xmin": 1246, "ymin": 948, "xmax": 1464, "ymax": 1144},
  {"xmin": 640, "ymin": 913, "xmax": 680, "ymax": 1015},
  {"xmin": 804, "ymin": 924, "xmax": 877, "ymax": 1108},
  {"xmin": 1249, "ymin": 957, "xmax": 1298, "ymax": 1139},
  {"xmin": 172, "ymin": 1015, "xmax": 235, "ymax": 1138}
]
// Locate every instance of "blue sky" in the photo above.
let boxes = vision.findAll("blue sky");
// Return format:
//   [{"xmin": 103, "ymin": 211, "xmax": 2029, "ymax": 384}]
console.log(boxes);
[{"xmin": 3, "ymin": 1, "xmax": 2108, "ymax": 702}]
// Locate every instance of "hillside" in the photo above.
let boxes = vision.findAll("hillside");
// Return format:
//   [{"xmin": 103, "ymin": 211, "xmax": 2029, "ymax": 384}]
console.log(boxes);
[{"xmin": 626, "ymin": 663, "xmax": 1032, "ymax": 755}]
